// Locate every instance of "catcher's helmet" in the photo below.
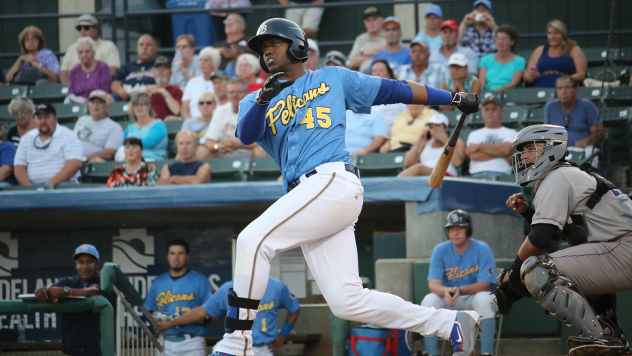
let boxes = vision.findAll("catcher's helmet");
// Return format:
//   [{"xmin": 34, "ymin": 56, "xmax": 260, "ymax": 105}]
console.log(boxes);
[
  {"xmin": 511, "ymin": 124, "xmax": 568, "ymax": 186},
  {"xmin": 445, "ymin": 209, "xmax": 473, "ymax": 238},
  {"xmin": 247, "ymin": 18, "xmax": 309, "ymax": 73}
]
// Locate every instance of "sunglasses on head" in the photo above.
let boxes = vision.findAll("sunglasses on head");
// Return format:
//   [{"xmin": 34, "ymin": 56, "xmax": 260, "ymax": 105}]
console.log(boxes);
[
  {"xmin": 76, "ymin": 25, "xmax": 93, "ymax": 31},
  {"xmin": 199, "ymin": 101, "xmax": 214, "ymax": 105}
]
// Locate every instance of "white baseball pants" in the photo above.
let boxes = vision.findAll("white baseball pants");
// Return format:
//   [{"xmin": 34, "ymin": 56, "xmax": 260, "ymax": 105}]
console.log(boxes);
[
  {"xmin": 160, "ymin": 336, "xmax": 206, "ymax": 356},
  {"xmin": 215, "ymin": 162, "xmax": 457, "ymax": 356}
]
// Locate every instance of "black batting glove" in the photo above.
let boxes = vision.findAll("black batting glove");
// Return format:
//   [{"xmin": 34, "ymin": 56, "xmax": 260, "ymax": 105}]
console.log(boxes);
[
  {"xmin": 256, "ymin": 72, "xmax": 294, "ymax": 105},
  {"xmin": 449, "ymin": 92, "xmax": 480, "ymax": 114}
]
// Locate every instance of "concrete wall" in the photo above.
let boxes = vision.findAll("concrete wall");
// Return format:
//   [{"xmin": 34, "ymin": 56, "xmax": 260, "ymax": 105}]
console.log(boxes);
[{"xmin": 375, "ymin": 259, "xmax": 416, "ymax": 301}]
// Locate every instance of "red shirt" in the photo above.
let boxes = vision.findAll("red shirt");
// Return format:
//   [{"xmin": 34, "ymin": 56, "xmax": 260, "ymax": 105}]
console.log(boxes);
[{"xmin": 151, "ymin": 85, "xmax": 183, "ymax": 120}]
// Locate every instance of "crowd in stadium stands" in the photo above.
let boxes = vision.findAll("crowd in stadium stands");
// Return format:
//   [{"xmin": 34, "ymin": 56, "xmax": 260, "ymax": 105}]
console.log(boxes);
[{"xmin": 0, "ymin": 0, "xmax": 607, "ymax": 188}]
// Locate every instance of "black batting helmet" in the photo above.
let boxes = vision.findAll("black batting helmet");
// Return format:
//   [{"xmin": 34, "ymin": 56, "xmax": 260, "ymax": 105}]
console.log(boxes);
[
  {"xmin": 444, "ymin": 209, "xmax": 473, "ymax": 238},
  {"xmin": 247, "ymin": 18, "xmax": 309, "ymax": 73}
]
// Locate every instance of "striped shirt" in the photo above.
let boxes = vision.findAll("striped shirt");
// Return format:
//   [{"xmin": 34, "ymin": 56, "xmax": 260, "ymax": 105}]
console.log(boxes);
[{"xmin": 14, "ymin": 125, "xmax": 83, "ymax": 184}]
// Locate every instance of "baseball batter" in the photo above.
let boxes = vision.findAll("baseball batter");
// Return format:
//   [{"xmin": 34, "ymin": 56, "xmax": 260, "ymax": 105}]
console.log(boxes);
[
  {"xmin": 496, "ymin": 124, "xmax": 632, "ymax": 356},
  {"xmin": 213, "ymin": 18, "xmax": 482, "ymax": 356}
]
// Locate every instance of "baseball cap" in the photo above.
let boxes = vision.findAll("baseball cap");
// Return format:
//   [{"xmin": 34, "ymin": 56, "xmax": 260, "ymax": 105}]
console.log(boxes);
[
  {"xmin": 153, "ymin": 55, "xmax": 171, "ymax": 68},
  {"xmin": 89, "ymin": 90, "xmax": 108, "ymax": 102},
  {"xmin": 382, "ymin": 16, "xmax": 402, "ymax": 28},
  {"xmin": 441, "ymin": 19, "xmax": 459, "ymax": 31},
  {"xmin": 307, "ymin": 38, "xmax": 319, "ymax": 54},
  {"xmin": 425, "ymin": 4, "xmax": 443, "ymax": 17},
  {"xmin": 73, "ymin": 244, "xmax": 100, "ymax": 261},
  {"xmin": 482, "ymin": 95, "xmax": 503, "ymax": 108},
  {"xmin": 427, "ymin": 113, "xmax": 450, "ymax": 126},
  {"xmin": 34, "ymin": 103, "xmax": 56, "ymax": 116},
  {"xmin": 410, "ymin": 38, "xmax": 430, "ymax": 50},
  {"xmin": 325, "ymin": 51, "xmax": 346, "ymax": 66},
  {"xmin": 211, "ymin": 70, "xmax": 229, "ymax": 81},
  {"xmin": 448, "ymin": 53, "xmax": 468, "ymax": 67},
  {"xmin": 76, "ymin": 14, "xmax": 99, "ymax": 28},
  {"xmin": 363, "ymin": 6, "xmax": 383, "ymax": 19},
  {"xmin": 473, "ymin": 0, "xmax": 492, "ymax": 10}
]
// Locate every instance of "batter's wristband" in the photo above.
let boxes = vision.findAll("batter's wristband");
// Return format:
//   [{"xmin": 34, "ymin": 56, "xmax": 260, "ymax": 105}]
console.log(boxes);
[{"xmin": 280, "ymin": 322, "xmax": 293, "ymax": 338}]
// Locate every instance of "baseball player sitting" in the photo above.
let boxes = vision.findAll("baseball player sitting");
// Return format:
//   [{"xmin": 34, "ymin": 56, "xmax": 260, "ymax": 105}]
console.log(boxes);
[
  {"xmin": 497, "ymin": 124, "xmax": 632, "ymax": 356},
  {"xmin": 144, "ymin": 239, "xmax": 213, "ymax": 356},
  {"xmin": 155, "ymin": 278, "xmax": 300, "ymax": 356},
  {"xmin": 421, "ymin": 210, "xmax": 498, "ymax": 356}
]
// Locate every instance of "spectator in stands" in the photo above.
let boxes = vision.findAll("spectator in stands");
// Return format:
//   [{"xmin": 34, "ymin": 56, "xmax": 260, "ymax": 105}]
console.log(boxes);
[
  {"xmin": 74, "ymin": 90, "xmax": 125, "ymax": 163},
  {"xmin": 182, "ymin": 91, "xmax": 217, "ymax": 141},
  {"xmin": 157, "ymin": 130, "xmax": 211, "ymax": 185},
  {"xmin": 478, "ymin": 25, "xmax": 525, "ymax": 91},
  {"xmin": 213, "ymin": 13, "xmax": 255, "ymax": 74},
  {"xmin": 440, "ymin": 53, "xmax": 481, "ymax": 96},
  {"xmin": 182, "ymin": 47, "xmax": 221, "ymax": 120},
  {"xmin": 324, "ymin": 51, "xmax": 346, "ymax": 67},
  {"xmin": 34, "ymin": 244, "xmax": 113, "ymax": 356},
  {"xmin": 396, "ymin": 39, "xmax": 448, "ymax": 88},
  {"xmin": 171, "ymin": 34, "xmax": 202, "ymax": 90},
  {"xmin": 14, "ymin": 104, "xmax": 83, "ymax": 185},
  {"xmin": 370, "ymin": 59, "xmax": 407, "ymax": 130},
  {"xmin": 458, "ymin": 0, "xmax": 497, "ymax": 58},
  {"xmin": 281, "ymin": 0, "xmax": 324, "ymax": 39},
  {"xmin": 236, "ymin": 53, "xmax": 264, "ymax": 92},
  {"xmin": 111, "ymin": 34, "xmax": 158, "ymax": 101},
  {"xmin": 60, "ymin": 14, "xmax": 120, "ymax": 84},
  {"xmin": 6, "ymin": 26, "xmax": 60, "ymax": 85},
  {"xmin": 304, "ymin": 39, "xmax": 320, "ymax": 71},
  {"xmin": 420, "ymin": 210, "xmax": 498, "ymax": 356},
  {"xmin": 122, "ymin": 93, "xmax": 167, "ymax": 161},
  {"xmin": 465, "ymin": 96, "xmax": 516, "ymax": 176},
  {"xmin": 145, "ymin": 56, "xmax": 182, "ymax": 121},
  {"xmin": 66, "ymin": 37, "xmax": 113, "ymax": 103},
  {"xmin": 0, "ymin": 127, "xmax": 18, "ymax": 187},
  {"xmin": 7, "ymin": 97, "xmax": 36, "ymax": 147},
  {"xmin": 205, "ymin": 0, "xmax": 251, "ymax": 43},
  {"xmin": 544, "ymin": 75, "xmax": 604, "ymax": 152},
  {"xmin": 430, "ymin": 20, "xmax": 479, "ymax": 75},
  {"xmin": 0, "ymin": 69, "xmax": 5, "ymax": 86},
  {"xmin": 211, "ymin": 70, "xmax": 230, "ymax": 107},
  {"xmin": 345, "ymin": 109, "xmax": 389, "ymax": 156},
  {"xmin": 379, "ymin": 104, "xmax": 439, "ymax": 153},
  {"xmin": 524, "ymin": 20, "xmax": 587, "ymax": 88},
  {"xmin": 413, "ymin": 4, "xmax": 443, "ymax": 51},
  {"xmin": 370, "ymin": 17, "xmax": 411, "ymax": 73},
  {"xmin": 348, "ymin": 7, "xmax": 386, "ymax": 72},
  {"xmin": 397, "ymin": 113, "xmax": 464, "ymax": 177},
  {"xmin": 199, "ymin": 78, "xmax": 262, "ymax": 159},
  {"xmin": 107, "ymin": 137, "xmax": 157, "ymax": 187}
]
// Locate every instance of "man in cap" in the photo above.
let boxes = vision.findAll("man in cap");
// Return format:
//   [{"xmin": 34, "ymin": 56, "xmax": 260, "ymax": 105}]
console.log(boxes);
[
  {"xmin": 413, "ymin": 4, "xmax": 444, "ymax": 50},
  {"xmin": 60, "ymin": 14, "xmax": 121, "ymax": 84},
  {"xmin": 211, "ymin": 70, "xmax": 230, "ymax": 108},
  {"xmin": 111, "ymin": 34, "xmax": 158, "ymax": 101},
  {"xmin": 429, "ymin": 19, "xmax": 479, "ymax": 75},
  {"xmin": 348, "ymin": 7, "xmax": 387, "ymax": 72},
  {"xmin": 35, "ymin": 244, "xmax": 113, "ymax": 356},
  {"xmin": 324, "ymin": 51, "xmax": 346, "ymax": 67},
  {"xmin": 370, "ymin": 16, "xmax": 412, "ymax": 73},
  {"xmin": 458, "ymin": 0, "xmax": 498, "ymax": 58},
  {"xmin": 14, "ymin": 104, "xmax": 83, "ymax": 186},
  {"xmin": 396, "ymin": 38, "xmax": 448, "ymax": 88},
  {"xmin": 145, "ymin": 55, "xmax": 183, "ymax": 121},
  {"xmin": 73, "ymin": 90, "xmax": 124, "ymax": 163},
  {"xmin": 304, "ymin": 39, "xmax": 320, "ymax": 71},
  {"xmin": 212, "ymin": 13, "xmax": 256, "ymax": 72},
  {"xmin": 465, "ymin": 96, "xmax": 516, "ymax": 176}
]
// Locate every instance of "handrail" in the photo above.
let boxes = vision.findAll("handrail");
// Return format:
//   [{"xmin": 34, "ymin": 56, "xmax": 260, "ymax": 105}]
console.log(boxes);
[{"xmin": 113, "ymin": 285, "xmax": 164, "ymax": 353}]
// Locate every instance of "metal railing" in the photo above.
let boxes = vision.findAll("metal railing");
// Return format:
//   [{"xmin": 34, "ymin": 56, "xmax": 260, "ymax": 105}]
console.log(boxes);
[{"xmin": 114, "ymin": 285, "xmax": 164, "ymax": 356}]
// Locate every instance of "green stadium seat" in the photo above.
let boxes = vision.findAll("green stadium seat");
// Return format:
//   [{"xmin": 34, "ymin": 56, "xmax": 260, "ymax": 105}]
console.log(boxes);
[
  {"xmin": 52, "ymin": 103, "xmax": 87, "ymax": 123},
  {"xmin": 0, "ymin": 105, "xmax": 13, "ymax": 120},
  {"xmin": 167, "ymin": 140, "xmax": 177, "ymax": 159},
  {"xmin": 459, "ymin": 127, "xmax": 475, "ymax": 143},
  {"xmin": 578, "ymin": 87, "xmax": 606, "ymax": 102},
  {"xmin": 206, "ymin": 157, "xmax": 249, "ymax": 182},
  {"xmin": 153, "ymin": 159, "xmax": 176, "ymax": 175},
  {"xmin": 502, "ymin": 106, "xmax": 529, "ymax": 127},
  {"xmin": 607, "ymin": 87, "xmax": 632, "ymax": 106},
  {"xmin": 248, "ymin": 157, "xmax": 281, "ymax": 181},
  {"xmin": 83, "ymin": 161, "xmax": 120, "ymax": 184},
  {"xmin": 0, "ymin": 86, "xmax": 28, "ymax": 105},
  {"xmin": 566, "ymin": 150, "xmax": 586, "ymax": 164},
  {"xmin": 525, "ymin": 106, "xmax": 545, "ymax": 125},
  {"xmin": 355, "ymin": 152, "xmax": 405, "ymax": 177},
  {"xmin": 465, "ymin": 111, "xmax": 484, "ymax": 128},
  {"xmin": 28, "ymin": 84, "xmax": 69, "ymax": 104},
  {"xmin": 118, "ymin": 120, "xmax": 134, "ymax": 131},
  {"xmin": 61, "ymin": 122, "xmax": 76, "ymax": 130},
  {"xmin": 108, "ymin": 102, "xmax": 130, "ymax": 121},
  {"xmin": 586, "ymin": 65, "xmax": 629, "ymax": 81},
  {"xmin": 165, "ymin": 120, "xmax": 183, "ymax": 138},
  {"xmin": 583, "ymin": 47, "xmax": 618, "ymax": 65},
  {"xmin": 444, "ymin": 108, "xmax": 464, "ymax": 127},
  {"xmin": 516, "ymin": 49, "xmax": 533, "ymax": 62},
  {"xmin": 600, "ymin": 106, "xmax": 631, "ymax": 125},
  {"xmin": 618, "ymin": 48, "xmax": 632, "ymax": 64},
  {"xmin": 502, "ymin": 88, "xmax": 555, "ymax": 105},
  {"xmin": 481, "ymin": 90, "xmax": 503, "ymax": 101}
]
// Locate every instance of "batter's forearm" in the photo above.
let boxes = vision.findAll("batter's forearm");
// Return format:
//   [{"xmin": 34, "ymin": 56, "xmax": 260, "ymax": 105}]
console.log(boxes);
[{"xmin": 236, "ymin": 103, "xmax": 268, "ymax": 145}]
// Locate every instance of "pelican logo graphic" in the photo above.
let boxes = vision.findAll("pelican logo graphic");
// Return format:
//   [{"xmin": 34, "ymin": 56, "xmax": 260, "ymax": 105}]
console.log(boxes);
[
  {"xmin": 258, "ymin": 24, "xmax": 267, "ymax": 35},
  {"xmin": 113, "ymin": 229, "xmax": 155, "ymax": 273},
  {"xmin": 0, "ymin": 233, "xmax": 18, "ymax": 277}
]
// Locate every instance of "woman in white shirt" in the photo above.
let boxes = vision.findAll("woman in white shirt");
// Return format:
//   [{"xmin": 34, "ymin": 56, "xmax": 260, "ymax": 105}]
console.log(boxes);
[{"xmin": 397, "ymin": 113, "xmax": 465, "ymax": 177}]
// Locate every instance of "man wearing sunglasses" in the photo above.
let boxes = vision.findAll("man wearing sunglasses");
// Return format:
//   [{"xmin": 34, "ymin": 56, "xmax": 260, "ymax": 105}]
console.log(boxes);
[
  {"xmin": 13, "ymin": 104, "xmax": 83, "ymax": 186},
  {"xmin": 60, "ymin": 14, "xmax": 120, "ymax": 84}
]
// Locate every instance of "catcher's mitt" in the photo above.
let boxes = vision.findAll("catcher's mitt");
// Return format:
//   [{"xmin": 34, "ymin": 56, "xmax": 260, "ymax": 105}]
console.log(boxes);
[{"xmin": 492, "ymin": 268, "xmax": 532, "ymax": 315}]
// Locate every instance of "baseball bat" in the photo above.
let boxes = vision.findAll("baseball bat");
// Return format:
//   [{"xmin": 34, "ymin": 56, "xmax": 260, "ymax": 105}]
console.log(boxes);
[{"xmin": 428, "ymin": 112, "xmax": 468, "ymax": 188}]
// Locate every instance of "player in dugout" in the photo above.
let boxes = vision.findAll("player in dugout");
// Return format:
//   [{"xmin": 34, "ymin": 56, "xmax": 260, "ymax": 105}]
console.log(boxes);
[
  {"xmin": 34, "ymin": 244, "xmax": 114, "ymax": 356},
  {"xmin": 209, "ymin": 17, "xmax": 481, "ymax": 356},
  {"xmin": 144, "ymin": 239, "xmax": 213, "ymax": 356},
  {"xmin": 155, "ymin": 277, "xmax": 300, "ymax": 356}
]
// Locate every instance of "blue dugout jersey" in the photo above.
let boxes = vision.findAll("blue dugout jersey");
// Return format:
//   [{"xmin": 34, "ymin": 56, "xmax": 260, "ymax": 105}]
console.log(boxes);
[{"xmin": 427, "ymin": 238, "xmax": 497, "ymax": 289}]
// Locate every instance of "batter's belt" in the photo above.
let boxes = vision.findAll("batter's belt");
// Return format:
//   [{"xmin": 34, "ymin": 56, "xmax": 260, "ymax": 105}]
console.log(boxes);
[{"xmin": 288, "ymin": 163, "xmax": 360, "ymax": 192}]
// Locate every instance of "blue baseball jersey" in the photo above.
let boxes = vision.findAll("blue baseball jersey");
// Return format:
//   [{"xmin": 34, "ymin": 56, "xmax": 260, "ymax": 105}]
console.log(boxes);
[
  {"xmin": 237, "ymin": 67, "xmax": 382, "ymax": 190},
  {"xmin": 144, "ymin": 270, "xmax": 212, "ymax": 336},
  {"xmin": 203, "ymin": 278, "xmax": 300, "ymax": 345},
  {"xmin": 427, "ymin": 238, "xmax": 497, "ymax": 288}
]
